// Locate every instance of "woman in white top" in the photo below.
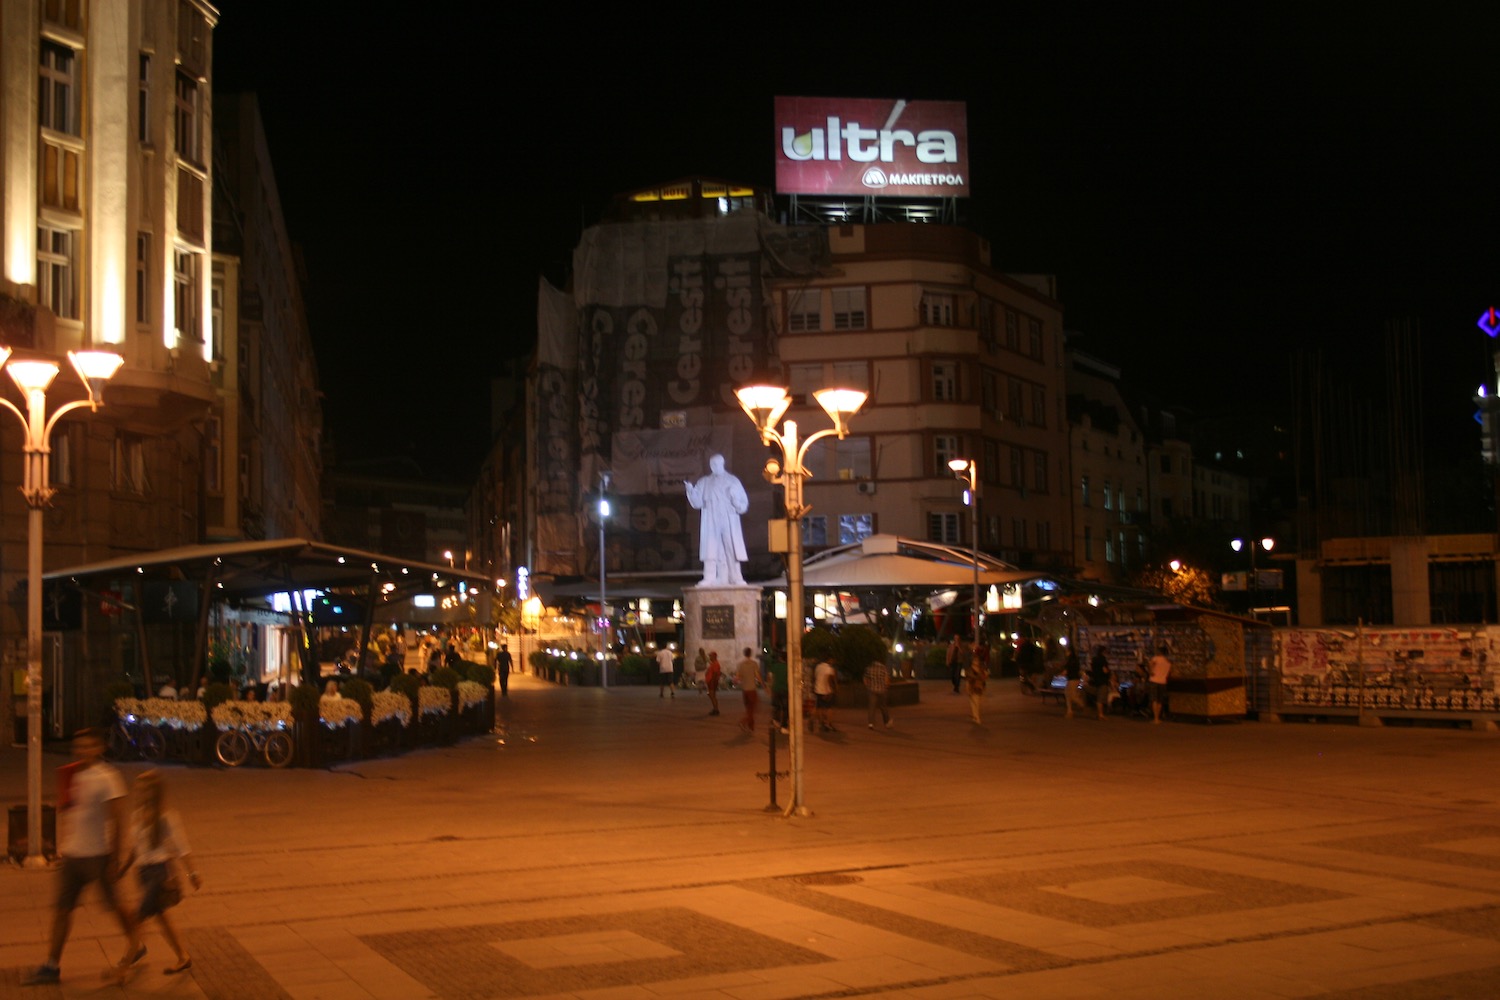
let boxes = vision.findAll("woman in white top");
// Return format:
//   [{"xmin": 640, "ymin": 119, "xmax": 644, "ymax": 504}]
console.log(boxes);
[{"xmin": 128, "ymin": 770, "xmax": 201, "ymax": 975}]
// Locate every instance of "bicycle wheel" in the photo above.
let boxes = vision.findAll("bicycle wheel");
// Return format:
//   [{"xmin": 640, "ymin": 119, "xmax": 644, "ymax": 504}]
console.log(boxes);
[
  {"xmin": 107, "ymin": 720, "xmax": 132, "ymax": 760},
  {"xmin": 263, "ymin": 731, "xmax": 294, "ymax": 769},
  {"xmin": 216, "ymin": 729, "xmax": 250, "ymax": 767},
  {"xmin": 137, "ymin": 724, "xmax": 166, "ymax": 762}
]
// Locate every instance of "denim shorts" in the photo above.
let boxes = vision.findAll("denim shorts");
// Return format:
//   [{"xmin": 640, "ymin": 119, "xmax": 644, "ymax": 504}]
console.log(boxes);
[{"xmin": 57, "ymin": 855, "xmax": 118, "ymax": 911}]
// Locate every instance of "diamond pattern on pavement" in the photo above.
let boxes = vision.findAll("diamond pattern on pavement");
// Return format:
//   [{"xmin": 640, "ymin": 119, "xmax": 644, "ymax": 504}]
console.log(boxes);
[
  {"xmin": 363, "ymin": 905, "xmax": 825, "ymax": 998},
  {"xmin": 924, "ymin": 859, "xmax": 1346, "ymax": 927},
  {"xmin": 1321, "ymin": 824, "xmax": 1500, "ymax": 871}
]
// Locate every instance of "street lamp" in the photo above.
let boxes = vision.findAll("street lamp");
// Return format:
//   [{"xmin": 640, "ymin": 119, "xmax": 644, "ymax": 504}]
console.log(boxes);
[
  {"xmin": 0, "ymin": 347, "xmax": 123, "ymax": 867},
  {"xmin": 736, "ymin": 381, "xmax": 866, "ymax": 818},
  {"xmin": 948, "ymin": 458, "xmax": 981, "ymax": 644},
  {"xmin": 1231, "ymin": 536, "xmax": 1275, "ymax": 620},
  {"xmin": 598, "ymin": 471, "xmax": 611, "ymax": 688}
]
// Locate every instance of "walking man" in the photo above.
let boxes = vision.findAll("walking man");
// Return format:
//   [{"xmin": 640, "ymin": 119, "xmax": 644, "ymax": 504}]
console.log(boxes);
[
  {"xmin": 705, "ymin": 652, "xmax": 722, "ymax": 715},
  {"xmin": 1088, "ymin": 646, "xmax": 1113, "ymax": 719},
  {"xmin": 966, "ymin": 647, "xmax": 989, "ymax": 724},
  {"xmin": 864, "ymin": 658, "xmax": 892, "ymax": 729},
  {"xmin": 1148, "ymin": 643, "xmax": 1172, "ymax": 723},
  {"xmin": 813, "ymin": 657, "xmax": 838, "ymax": 731},
  {"xmin": 656, "ymin": 645, "xmax": 676, "ymax": 698},
  {"xmin": 25, "ymin": 728, "xmax": 142, "ymax": 986},
  {"xmin": 495, "ymin": 643, "xmax": 513, "ymax": 698},
  {"xmin": 946, "ymin": 635, "xmax": 966, "ymax": 694},
  {"xmin": 735, "ymin": 648, "xmax": 761, "ymax": 732}
]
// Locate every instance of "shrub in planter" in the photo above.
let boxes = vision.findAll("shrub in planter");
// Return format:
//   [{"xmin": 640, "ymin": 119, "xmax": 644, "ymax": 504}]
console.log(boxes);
[
  {"xmin": 203, "ymin": 682, "xmax": 235, "ymax": 716},
  {"xmin": 619, "ymin": 654, "xmax": 651, "ymax": 679},
  {"xmin": 287, "ymin": 683, "xmax": 320, "ymax": 716},
  {"xmin": 835, "ymin": 625, "xmax": 888, "ymax": 680},
  {"xmin": 464, "ymin": 662, "xmax": 495, "ymax": 687},
  {"xmin": 430, "ymin": 666, "xmax": 461, "ymax": 691},
  {"xmin": 801, "ymin": 627, "xmax": 839, "ymax": 668},
  {"xmin": 340, "ymin": 677, "xmax": 374, "ymax": 718},
  {"xmin": 528, "ymin": 650, "xmax": 551, "ymax": 671}
]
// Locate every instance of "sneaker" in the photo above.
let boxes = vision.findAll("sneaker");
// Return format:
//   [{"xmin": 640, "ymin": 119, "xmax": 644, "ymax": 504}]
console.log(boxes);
[
  {"xmin": 885, "ymin": 719, "xmax": 894, "ymax": 728},
  {"xmin": 23, "ymin": 964, "xmax": 60, "ymax": 985},
  {"xmin": 868, "ymin": 723, "xmax": 875, "ymax": 729}
]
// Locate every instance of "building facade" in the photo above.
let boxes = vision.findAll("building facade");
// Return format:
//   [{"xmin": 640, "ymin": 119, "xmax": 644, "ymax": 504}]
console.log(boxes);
[{"xmin": 1067, "ymin": 349, "xmax": 1149, "ymax": 583}]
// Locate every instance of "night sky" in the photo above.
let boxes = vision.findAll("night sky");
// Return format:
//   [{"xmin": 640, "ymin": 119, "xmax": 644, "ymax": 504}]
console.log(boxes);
[{"xmin": 213, "ymin": 5, "xmax": 1500, "ymax": 478}]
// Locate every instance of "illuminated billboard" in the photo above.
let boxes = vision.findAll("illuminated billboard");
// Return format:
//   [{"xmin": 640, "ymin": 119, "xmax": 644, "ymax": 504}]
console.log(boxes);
[{"xmin": 774, "ymin": 96, "xmax": 969, "ymax": 198}]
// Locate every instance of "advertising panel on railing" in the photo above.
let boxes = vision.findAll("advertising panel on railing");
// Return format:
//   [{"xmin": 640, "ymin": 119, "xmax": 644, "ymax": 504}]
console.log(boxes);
[{"xmin": 774, "ymin": 96, "xmax": 970, "ymax": 198}]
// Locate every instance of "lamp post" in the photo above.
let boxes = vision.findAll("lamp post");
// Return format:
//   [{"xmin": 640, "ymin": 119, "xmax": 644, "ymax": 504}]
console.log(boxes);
[
  {"xmin": 948, "ymin": 458, "xmax": 981, "ymax": 644},
  {"xmin": 1230, "ymin": 536, "xmax": 1275, "ymax": 620},
  {"xmin": 736, "ymin": 382, "xmax": 866, "ymax": 817},
  {"xmin": 598, "ymin": 471, "xmax": 611, "ymax": 688},
  {"xmin": 0, "ymin": 347, "xmax": 124, "ymax": 867}
]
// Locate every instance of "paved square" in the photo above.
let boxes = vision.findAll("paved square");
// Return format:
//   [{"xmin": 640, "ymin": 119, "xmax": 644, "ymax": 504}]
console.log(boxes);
[
  {"xmin": 924, "ymin": 859, "xmax": 1347, "ymax": 927},
  {"xmin": 492, "ymin": 929, "xmax": 681, "ymax": 968},
  {"xmin": 363, "ymin": 906, "xmax": 827, "ymax": 998}
]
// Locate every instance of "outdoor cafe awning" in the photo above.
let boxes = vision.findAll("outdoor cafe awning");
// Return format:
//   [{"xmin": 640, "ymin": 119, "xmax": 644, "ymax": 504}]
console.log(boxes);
[{"xmin": 753, "ymin": 534, "xmax": 1041, "ymax": 589}]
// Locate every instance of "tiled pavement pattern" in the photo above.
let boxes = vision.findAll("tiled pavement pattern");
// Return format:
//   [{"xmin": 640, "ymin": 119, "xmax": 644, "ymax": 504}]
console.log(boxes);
[{"xmin": 3, "ymin": 674, "xmax": 1500, "ymax": 998}]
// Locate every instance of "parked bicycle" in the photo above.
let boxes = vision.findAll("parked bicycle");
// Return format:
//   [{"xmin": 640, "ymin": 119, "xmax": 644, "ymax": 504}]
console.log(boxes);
[
  {"xmin": 215, "ymin": 725, "xmax": 294, "ymax": 768},
  {"xmin": 108, "ymin": 717, "xmax": 166, "ymax": 762}
]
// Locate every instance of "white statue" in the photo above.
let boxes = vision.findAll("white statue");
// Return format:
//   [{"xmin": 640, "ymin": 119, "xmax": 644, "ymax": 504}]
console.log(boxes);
[{"xmin": 684, "ymin": 453, "xmax": 749, "ymax": 586}]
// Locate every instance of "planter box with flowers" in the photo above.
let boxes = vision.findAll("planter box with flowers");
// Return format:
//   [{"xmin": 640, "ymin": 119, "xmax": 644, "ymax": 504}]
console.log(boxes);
[
  {"xmin": 318, "ymin": 695, "xmax": 362, "ymax": 760},
  {"xmin": 113, "ymin": 698, "xmax": 208, "ymax": 762},
  {"xmin": 370, "ymin": 690, "xmax": 412, "ymax": 754},
  {"xmin": 417, "ymin": 685, "xmax": 453, "ymax": 744},
  {"xmin": 455, "ymin": 680, "xmax": 488, "ymax": 733},
  {"xmin": 211, "ymin": 700, "xmax": 292, "ymax": 732}
]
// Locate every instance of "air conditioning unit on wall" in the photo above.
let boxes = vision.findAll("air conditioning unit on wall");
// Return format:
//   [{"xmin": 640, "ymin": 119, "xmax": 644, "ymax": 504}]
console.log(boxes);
[{"xmin": 856, "ymin": 481, "xmax": 877, "ymax": 495}]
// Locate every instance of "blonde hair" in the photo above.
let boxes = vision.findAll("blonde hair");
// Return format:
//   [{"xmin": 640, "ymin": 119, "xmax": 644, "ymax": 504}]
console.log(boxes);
[{"xmin": 135, "ymin": 769, "xmax": 166, "ymax": 849}]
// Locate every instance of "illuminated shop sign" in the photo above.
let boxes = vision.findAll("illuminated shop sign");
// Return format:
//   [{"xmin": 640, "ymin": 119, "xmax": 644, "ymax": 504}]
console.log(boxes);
[{"xmin": 774, "ymin": 96, "xmax": 969, "ymax": 198}]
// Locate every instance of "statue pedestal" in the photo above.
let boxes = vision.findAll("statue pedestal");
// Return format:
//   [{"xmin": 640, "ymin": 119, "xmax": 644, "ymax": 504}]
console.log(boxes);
[{"xmin": 683, "ymin": 585, "xmax": 762, "ymax": 671}]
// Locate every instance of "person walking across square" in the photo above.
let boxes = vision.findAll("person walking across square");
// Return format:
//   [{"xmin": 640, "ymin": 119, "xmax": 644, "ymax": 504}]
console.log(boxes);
[
  {"xmin": 735, "ymin": 648, "xmax": 761, "ymax": 732},
  {"xmin": 495, "ymin": 643, "xmax": 512, "ymax": 697},
  {"xmin": 864, "ymin": 659, "xmax": 892, "ymax": 729},
  {"xmin": 966, "ymin": 647, "xmax": 989, "ymax": 724},
  {"xmin": 813, "ymin": 658, "xmax": 839, "ymax": 732},
  {"xmin": 1088, "ymin": 646, "xmax": 1113, "ymax": 719},
  {"xmin": 123, "ymin": 770, "xmax": 200, "ymax": 977},
  {"xmin": 24, "ymin": 729, "xmax": 143, "ymax": 986},
  {"xmin": 656, "ymin": 645, "xmax": 676, "ymax": 698},
  {"xmin": 1148, "ymin": 644, "xmax": 1173, "ymax": 723},
  {"xmin": 705, "ymin": 652, "xmax": 722, "ymax": 715}
]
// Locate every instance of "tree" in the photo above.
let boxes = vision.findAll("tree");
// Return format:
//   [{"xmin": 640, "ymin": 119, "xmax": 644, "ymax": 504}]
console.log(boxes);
[{"xmin": 1131, "ymin": 562, "xmax": 1220, "ymax": 609}]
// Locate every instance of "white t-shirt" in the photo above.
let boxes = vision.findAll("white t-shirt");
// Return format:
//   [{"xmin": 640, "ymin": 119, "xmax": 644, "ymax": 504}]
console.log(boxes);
[
  {"xmin": 59, "ymin": 762, "xmax": 126, "ymax": 858},
  {"xmin": 656, "ymin": 649, "xmax": 675, "ymax": 674},
  {"xmin": 813, "ymin": 661, "xmax": 836, "ymax": 696}
]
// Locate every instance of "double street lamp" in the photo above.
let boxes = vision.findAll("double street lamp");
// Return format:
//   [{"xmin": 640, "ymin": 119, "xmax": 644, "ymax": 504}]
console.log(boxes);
[
  {"xmin": 0, "ymin": 347, "xmax": 124, "ymax": 867},
  {"xmin": 736, "ymin": 381, "xmax": 867, "ymax": 817},
  {"xmin": 948, "ymin": 458, "xmax": 981, "ymax": 644},
  {"xmin": 1230, "ymin": 536, "xmax": 1275, "ymax": 619}
]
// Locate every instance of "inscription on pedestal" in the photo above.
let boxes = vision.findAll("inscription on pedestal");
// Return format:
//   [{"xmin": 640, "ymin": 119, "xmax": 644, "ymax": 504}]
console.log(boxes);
[{"xmin": 701, "ymin": 604, "xmax": 735, "ymax": 639}]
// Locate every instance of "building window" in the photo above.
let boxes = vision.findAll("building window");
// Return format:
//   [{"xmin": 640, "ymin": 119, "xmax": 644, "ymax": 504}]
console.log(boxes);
[
  {"xmin": 138, "ymin": 54, "xmax": 152, "ymax": 143},
  {"xmin": 802, "ymin": 515, "xmax": 828, "ymax": 548},
  {"xmin": 831, "ymin": 286, "xmax": 867, "ymax": 330},
  {"xmin": 1030, "ymin": 385, "xmax": 1046, "ymax": 428},
  {"xmin": 113, "ymin": 434, "xmax": 150, "ymax": 494},
  {"xmin": 832, "ymin": 435, "xmax": 872, "ymax": 480},
  {"xmin": 986, "ymin": 514, "xmax": 1000, "ymax": 545},
  {"xmin": 928, "ymin": 512, "xmax": 960, "ymax": 545},
  {"xmin": 42, "ymin": 0, "xmax": 84, "ymax": 30},
  {"xmin": 982, "ymin": 439, "xmax": 1000, "ymax": 484},
  {"xmin": 1032, "ymin": 452, "xmax": 1048, "ymax": 494},
  {"xmin": 786, "ymin": 289, "xmax": 821, "ymax": 332},
  {"xmin": 787, "ymin": 363, "xmax": 821, "ymax": 401},
  {"xmin": 38, "ymin": 225, "xmax": 78, "ymax": 319},
  {"xmin": 1009, "ymin": 446, "xmax": 1024, "ymax": 490},
  {"xmin": 1012, "ymin": 518, "xmax": 1025, "ymax": 548},
  {"xmin": 979, "ymin": 300, "xmax": 998, "ymax": 353},
  {"xmin": 838, "ymin": 514, "xmax": 874, "ymax": 545},
  {"xmin": 1103, "ymin": 480, "xmax": 1114, "ymax": 511},
  {"xmin": 1036, "ymin": 521, "xmax": 1051, "ymax": 551},
  {"xmin": 934, "ymin": 434, "xmax": 959, "ymax": 473},
  {"xmin": 920, "ymin": 292, "xmax": 955, "ymax": 327},
  {"xmin": 1004, "ymin": 307, "xmax": 1019, "ymax": 350},
  {"xmin": 932, "ymin": 361, "xmax": 958, "ymax": 401},
  {"xmin": 204, "ymin": 415, "xmax": 223, "ymax": 494},
  {"xmin": 177, "ymin": 1, "xmax": 208, "ymax": 77},
  {"xmin": 981, "ymin": 370, "xmax": 998, "ymax": 416},
  {"xmin": 177, "ymin": 167, "xmax": 205, "ymax": 242},
  {"xmin": 829, "ymin": 360, "xmax": 869, "ymax": 391},
  {"xmin": 50, "ymin": 426, "xmax": 73, "ymax": 488},
  {"xmin": 1105, "ymin": 534, "xmax": 1116, "ymax": 563},
  {"xmin": 39, "ymin": 41, "xmax": 79, "ymax": 135},
  {"xmin": 40, "ymin": 138, "xmax": 81, "ymax": 212},
  {"xmin": 1028, "ymin": 317, "xmax": 1045, "ymax": 361},
  {"xmin": 210, "ymin": 267, "xmax": 225, "ymax": 360},
  {"xmin": 174, "ymin": 72, "xmax": 202, "ymax": 165},
  {"xmin": 136, "ymin": 233, "xmax": 151, "ymax": 324},
  {"xmin": 1080, "ymin": 474, "xmax": 1091, "ymax": 507},
  {"xmin": 1007, "ymin": 376, "xmax": 1025, "ymax": 423},
  {"xmin": 174, "ymin": 248, "xmax": 201, "ymax": 341}
]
